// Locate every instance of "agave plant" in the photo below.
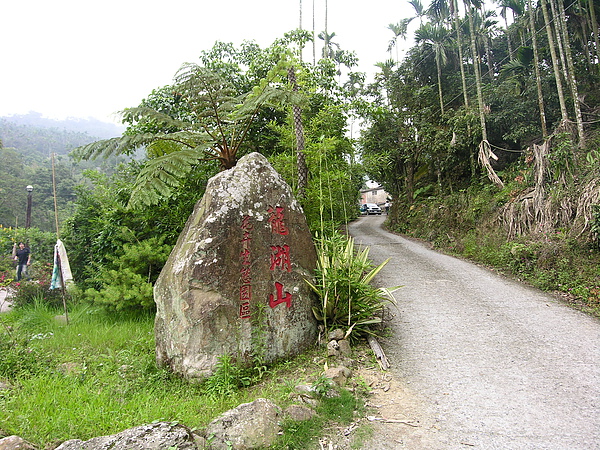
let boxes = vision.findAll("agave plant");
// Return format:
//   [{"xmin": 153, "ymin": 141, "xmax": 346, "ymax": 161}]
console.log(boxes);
[{"xmin": 307, "ymin": 232, "xmax": 399, "ymax": 340}]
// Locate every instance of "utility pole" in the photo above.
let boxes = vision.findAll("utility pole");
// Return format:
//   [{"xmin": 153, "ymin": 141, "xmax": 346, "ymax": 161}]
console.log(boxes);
[{"xmin": 25, "ymin": 185, "xmax": 33, "ymax": 228}]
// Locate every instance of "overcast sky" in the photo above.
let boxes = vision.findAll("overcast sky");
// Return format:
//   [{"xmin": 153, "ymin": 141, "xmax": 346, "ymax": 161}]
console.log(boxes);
[{"xmin": 1, "ymin": 0, "xmax": 416, "ymax": 125}]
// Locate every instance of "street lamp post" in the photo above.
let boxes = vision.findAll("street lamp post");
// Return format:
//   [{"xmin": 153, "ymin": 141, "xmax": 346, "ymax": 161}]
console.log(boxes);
[{"xmin": 25, "ymin": 185, "xmax": 33, "ymax": 229}]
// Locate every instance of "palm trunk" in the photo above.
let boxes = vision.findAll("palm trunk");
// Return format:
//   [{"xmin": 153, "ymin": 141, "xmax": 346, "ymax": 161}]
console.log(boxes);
[
  {"xmin": 312, "ymin": 0, "xmax": 316, "ymax": 65},
  {"xmin": 587, "ymin": 0, "xmax": 600, "ymax": 76},
  {"xmin": 555, "ymin": 0, "xmax": 585, "ymax": 145},
  {"xmin": 288, "ymin": 67, "xmax": 308, "ymax": 197},
  {"xmin": 548, "ymin": 0, "xmax": 569, "ymax": 86},
  {"xmin": 527, "ymin": 0, "xmax": 548, "ymax": 137},
  {"xmin": 453, "ymin": 0, "xmax": 470, "ymax": 107},
  {"xmin": 467, "ymin": 5, "xmax": 487, "ymax": 142},
  {"xmin": 540, "ymin": 0, "xmax": 569, "ymax": 123},
  {"xmin": 436, "ymin": 56, "xmax": 445, "ymax": 115},
  {"xmin": 504, "ymin": 15, "xmax": 514, "ymax": 58}
]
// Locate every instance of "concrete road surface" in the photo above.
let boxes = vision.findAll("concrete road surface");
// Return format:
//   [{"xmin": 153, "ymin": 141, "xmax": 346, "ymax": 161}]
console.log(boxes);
[{"xmin": 349, "ymin": 215, "xmax": 599, "ymax": 449}]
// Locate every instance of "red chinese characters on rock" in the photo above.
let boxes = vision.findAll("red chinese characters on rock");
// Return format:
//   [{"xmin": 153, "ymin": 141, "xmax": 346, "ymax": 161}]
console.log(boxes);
[
  {"xmin": 239, "ymin": 215, "xmax": 253, "ymax": 319},
  {"xmin": 270, "ymin": 244, "xmax": 291, "ymax": 272},
  {"xmin": 269, "ymin": 281, "xmax": 292, "ymax": 308},
  {"xmin": 268, "ymin": 205, "xmax": 292, "ymax": 309},
  {"xmin": 267, "ymin": 206, "xmax": 289, "ymax": 235}
]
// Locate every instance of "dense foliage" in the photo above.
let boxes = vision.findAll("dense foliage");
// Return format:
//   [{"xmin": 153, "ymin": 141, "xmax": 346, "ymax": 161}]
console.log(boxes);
[{"xmin": 358, "ymin": 0, "xmax": 600, "ymax": 316}]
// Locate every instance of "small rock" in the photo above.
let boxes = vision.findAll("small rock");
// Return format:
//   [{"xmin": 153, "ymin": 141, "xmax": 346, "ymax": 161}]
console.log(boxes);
[
  {"xmin": 205, "ymin": 398, "xmax": 281, "ymax": 449},
  {"xmin": 284, "ymin": 404, "xmax": 316, "ymax": 421},
  {"xmin": 0, "ymin": 435, "xmax": 36, "ymax": 450},
  {"xmin": 324, "ymin": 366, "xmax": 353, "ymax": 387},
  {"xmin": 337, "ymin": 339, "xmax": 351, "ymax": 356},
  {"xmin": 327, "ymin": 340, "xmax": 340, "ymax": 357},
  {"xmin": 294, "ymin": 384, "xmax": 319, "ymax": 398},
  {"xmin": 328, "ymin": 329, "xmax": 345, "ymax": 341},
  {"xmin": 54, "ymin": 422, "xmax": 196, "ymax": 450},
  {"xmin": 298, "ymin": 396, "xmax": 320, "ymax": 408}
]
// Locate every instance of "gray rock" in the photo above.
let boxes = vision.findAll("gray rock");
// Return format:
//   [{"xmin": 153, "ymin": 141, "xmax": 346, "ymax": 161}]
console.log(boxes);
[
  {"xmin": 337, "ymin": 339, "xmax": 352, "ymax": 356},
  {"xmin": 54, "ymin": 422, "xmax": 197, "ymax": 450},
  {"xmin": 284, "ymin": 404, "xmax": 316, "ymax": 421},
  {"xmin": 328, "ymin": 329, "xmax": 345, "ymax": 341},
  {"xmin": 155, "ymin": 152, "xmax": 318, "ymax": 379},
  {"xmin": 205, "ymin": 398, "xmax": 281, "ymax": 449},
  {"xmin": 294, "ymin": 384, "xmax": 319, "ymax": 398},
  {"xmin": 0, "ymin": 436, "xmax": 36, "ymax": 450},
  {"xmin": 324, "ymin": 366, "xmax": 353, "ymax": 387},
  {"xmin": 327, "ymin": 340, "xmax": 340, "ymax": 357}
]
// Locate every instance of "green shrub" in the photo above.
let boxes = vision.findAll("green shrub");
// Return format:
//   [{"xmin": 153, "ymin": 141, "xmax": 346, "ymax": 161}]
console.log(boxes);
[
  {"xmin": 307, "ymin": 232, "xmax": 398, "ymax": 340},
  {"xmin": 82, "ymin": 237, "xmax": 171, "ymax": 312}
]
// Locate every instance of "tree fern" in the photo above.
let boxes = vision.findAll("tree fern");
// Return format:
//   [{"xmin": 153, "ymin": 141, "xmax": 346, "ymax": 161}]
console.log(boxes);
[{"xmin": 72, "ymin": 55, "xmax": 295, "ymax": 207}]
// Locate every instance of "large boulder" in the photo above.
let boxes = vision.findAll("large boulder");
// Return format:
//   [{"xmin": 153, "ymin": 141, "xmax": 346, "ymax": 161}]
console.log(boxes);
[
  {"xmin": 53, "ymin": 422, "xmax": 198, "ymax": 449},
  {"xmin": 155, "ymin": 152, "xmax": 317, "ymax": 379},
  {"xmin": 0, "ymin": 436, "xmax": 35, "ymax": 450},
  {"xmin": 204, "ymin": 398, "xmax": 281, "ymax": 449}
]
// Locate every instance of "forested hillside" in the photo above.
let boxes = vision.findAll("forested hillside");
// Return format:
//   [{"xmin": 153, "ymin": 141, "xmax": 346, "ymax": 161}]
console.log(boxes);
[
  {"xmin": 357, "ymin": 0, "xmax": 600, "ymax": 315},
  {"xmin": 0, "ymin": 114, "xmax": 128, "ymax": 231}
]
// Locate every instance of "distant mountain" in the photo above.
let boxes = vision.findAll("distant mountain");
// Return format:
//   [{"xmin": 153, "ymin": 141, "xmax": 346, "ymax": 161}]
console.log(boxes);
[
  {"xmin": 1, "ymin": 112, "xmax": 125, "ymax": 140},
  {"xmin": 0, "ymin": 112, "xmax": 127, "ymax": 160}
]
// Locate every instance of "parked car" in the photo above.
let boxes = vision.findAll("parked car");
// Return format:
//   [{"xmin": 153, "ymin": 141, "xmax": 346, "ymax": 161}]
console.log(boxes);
[{"xmin": 362, "ymin": 203, "xmax": 382, "ymax": 215}]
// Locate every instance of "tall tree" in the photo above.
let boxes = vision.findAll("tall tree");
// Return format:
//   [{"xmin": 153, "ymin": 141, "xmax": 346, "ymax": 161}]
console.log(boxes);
[
  {"xmin": 287, "ymin": 66, "xmax": 308, "ymax": 197},
  {"xmin": 527, "ymin": 0, "xmax": 548, "ymax": 137},
  {"xmin": 553, "ymin": 0, "xmax": 585, "ymax": 144},
  {"xmin": 74, "ymin": 59, "xmax": 291, "ymax": 207},
  {"xmin": 451, "ymin": 0, "xmax": 470, "ymax": 107},
  {"xmin": 388, "ymin": 22, "xmax": 409, "ymax": 63},
  {"xmin": 540, "ymin": 0, "xmax": 569, "ymax": 124},
  {"xmin": 415, "ymin": 23, "xmax": 451, "ymax": 114}
]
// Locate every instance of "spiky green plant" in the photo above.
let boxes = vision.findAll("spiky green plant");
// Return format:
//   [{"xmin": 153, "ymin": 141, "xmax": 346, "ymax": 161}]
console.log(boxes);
[{"xmin": 307, "ymin": 232, "xmax": 398, "ymax": 340}]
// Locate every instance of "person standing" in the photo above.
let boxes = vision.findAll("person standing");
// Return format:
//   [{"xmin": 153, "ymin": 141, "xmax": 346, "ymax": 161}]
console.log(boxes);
[{"xmin": 14, "ymin": 242, "xmax": 31, "ymax": 281}]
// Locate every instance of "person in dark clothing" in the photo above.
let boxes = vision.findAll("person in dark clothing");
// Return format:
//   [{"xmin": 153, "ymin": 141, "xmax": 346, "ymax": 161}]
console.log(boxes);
[{"xmin": 14, "ymin": 242, "xmax": 31, "ymax": 281}]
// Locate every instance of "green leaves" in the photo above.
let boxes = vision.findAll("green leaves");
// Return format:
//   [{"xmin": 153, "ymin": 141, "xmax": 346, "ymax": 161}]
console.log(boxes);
[
  {"xmin": 128, "ymin": 148, "xmax": 207, "ymax": 208},
  {"xmin": 308, "ymin": 232, "xmax": 399, "ymax": 340}
]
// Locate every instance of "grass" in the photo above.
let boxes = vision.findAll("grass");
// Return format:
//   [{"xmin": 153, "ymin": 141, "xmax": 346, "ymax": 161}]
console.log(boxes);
[{"xmin": 0, "ymin": 302, "xmax": 369, "ymax": 448}]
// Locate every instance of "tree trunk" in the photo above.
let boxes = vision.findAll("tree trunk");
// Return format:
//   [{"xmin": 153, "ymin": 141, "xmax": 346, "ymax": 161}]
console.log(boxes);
[
  {"xmin": 312, "ymin": 0, "xmax": 316, "ymax": 65},
  {"xmin": 587, "ymin": 0, "xmax": 600, "ymax": 76},
  {"xmin": 436, "ymin": 55, "xmax": 445, "ymax": 115},
  {"xmin": 504, "ymin": 15, "xmax": 514, "ymax": 59},
  {"xmin": 452, "ymin": 0, "xmax": 470, "ymax": 107},
  {"xmin": 288, "ymin": 67, "xmax": 308, "ymax": 197},
  {"xmin": 467, "ymin": 4, "xmax": 488, "ymax": 142},
  {"xmin": 555, "ymin": 0, "xmax": 585, "ymax": 145},
  {"xmin": 540, "ymin": 0, "xmax": 569, "ymax": 123},
  {"xmin": 527, "ymin": 0, "xmax": 548, "ymax": 137}
]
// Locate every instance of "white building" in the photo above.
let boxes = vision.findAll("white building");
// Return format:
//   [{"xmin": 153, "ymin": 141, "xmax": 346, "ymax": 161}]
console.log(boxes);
[{"xmin": 360, "ymin": 186, "xmax": 389, "ymax": 206}]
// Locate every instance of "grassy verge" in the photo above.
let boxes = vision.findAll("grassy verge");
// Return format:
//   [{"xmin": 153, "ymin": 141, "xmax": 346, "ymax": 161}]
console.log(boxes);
[
  {"xmin": 389, "ymin": 184, "xmax": 600, "ymax": 318},
  {"xmin": 0, "ymin": 302, "xmax": 370, "ymax": 448}
]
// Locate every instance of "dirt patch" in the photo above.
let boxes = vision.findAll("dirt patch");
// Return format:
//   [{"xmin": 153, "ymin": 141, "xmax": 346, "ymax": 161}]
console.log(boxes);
[{"xmin": 317, "ymin": 346, "xmax": 448, "ymax": 450}]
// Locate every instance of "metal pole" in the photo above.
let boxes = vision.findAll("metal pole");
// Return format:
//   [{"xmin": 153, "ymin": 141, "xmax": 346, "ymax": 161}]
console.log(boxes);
[{"xmin": 25, "ymin": 185, "xmax": 33, "ymax": 229}]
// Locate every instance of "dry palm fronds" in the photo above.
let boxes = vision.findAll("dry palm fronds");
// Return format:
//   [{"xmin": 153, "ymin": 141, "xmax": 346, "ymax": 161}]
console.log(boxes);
[
  {"xmin": 478, "ymin": 140, "xmax": 504, "ymax": 189},
  {"xmin": 573, "ymin": 178, "xmax": 600, "ymax": 238}
]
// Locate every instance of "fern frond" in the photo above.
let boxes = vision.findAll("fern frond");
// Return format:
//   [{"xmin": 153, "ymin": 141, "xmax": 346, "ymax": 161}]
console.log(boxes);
[
  {"xmin": 127, "ymin": 149, "xmax": 204, "ymax": 208},
  {"xmin": 71, "ymin": 133, "xmax": 157, "ymax": 160}
]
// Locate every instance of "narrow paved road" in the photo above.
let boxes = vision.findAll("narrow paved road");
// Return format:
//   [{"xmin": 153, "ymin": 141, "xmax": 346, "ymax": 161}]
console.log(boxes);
[{"xmin": 348, "ymin": 215, "xmax": 600, "ymax": 449}]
